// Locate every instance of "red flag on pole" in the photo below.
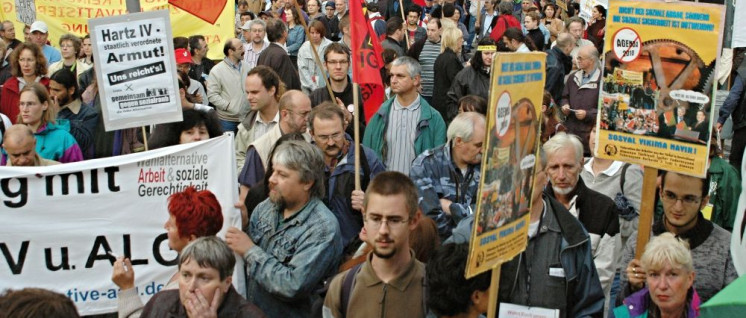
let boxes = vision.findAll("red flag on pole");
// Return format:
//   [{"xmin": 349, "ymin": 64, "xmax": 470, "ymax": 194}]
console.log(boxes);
[{"xmin": 350, "ymin": 0, "xmax": 386, "ymax": 122}]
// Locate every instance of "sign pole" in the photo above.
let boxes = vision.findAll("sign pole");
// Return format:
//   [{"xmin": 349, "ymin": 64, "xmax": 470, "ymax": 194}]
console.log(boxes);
[
  {"xmin": 634, "ymin": 166, "xmax": 659, "ymax": 259},
  {"xmin": 486, "ymin": 266, "xmax": 500, "ymax": 318},
  {"xmin": 141, "ymin": 126, "xmax": 149, "ymax": 151}
]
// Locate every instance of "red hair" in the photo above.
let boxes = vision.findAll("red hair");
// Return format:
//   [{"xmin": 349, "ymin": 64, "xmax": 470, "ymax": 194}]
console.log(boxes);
[{"xmin": 167, "ymin": 187, "xmax": 223, "ymax": 239}]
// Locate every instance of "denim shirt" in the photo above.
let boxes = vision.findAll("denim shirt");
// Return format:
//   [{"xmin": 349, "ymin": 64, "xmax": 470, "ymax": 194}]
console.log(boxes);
[
  {"xmin": 410, "ymin": 142, "xmax": 480, "ymax": 240},
  {"xmin": 244, "ymin": 197, "xmax": 343, "ymax": 318}
]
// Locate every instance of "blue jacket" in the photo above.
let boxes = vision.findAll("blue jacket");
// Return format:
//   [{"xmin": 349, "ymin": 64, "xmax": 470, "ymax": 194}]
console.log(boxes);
[
  {"xmin": 244, "ymin": 197, "xmax": 342, "ymax": 318},
  {"xmin": 447, "ymin": 195, "xmax": 605, "ymax": 318},
  {"xmin": 410, "ymin": 142, "xmax": 480, "ymax": 240},
  {"xmin": 286, "ymin": 25, "xmax": 306, "ymax": 56},
  {"xmin": 323, "ymin": 136, "xmax": 386, "ymax": 247},
  {"xmin": 362, "ymin": 96, "xmax": 447, "ymax": 165}
]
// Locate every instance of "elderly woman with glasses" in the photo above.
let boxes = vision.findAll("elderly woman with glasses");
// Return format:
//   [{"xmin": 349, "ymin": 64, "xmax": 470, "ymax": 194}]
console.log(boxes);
[{"xmin": 614, "ymin": 233, "xmax": 699, "ymax": 318}]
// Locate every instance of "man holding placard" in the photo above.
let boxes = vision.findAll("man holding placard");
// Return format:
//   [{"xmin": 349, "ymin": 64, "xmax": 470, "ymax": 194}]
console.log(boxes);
[
  {"xmin": 618, "ymin": 170, "xmax": 737, "ymax": 305},
  {"xmin": 447, "ymin": 146, "xmax": 605, "ymax": 317}
]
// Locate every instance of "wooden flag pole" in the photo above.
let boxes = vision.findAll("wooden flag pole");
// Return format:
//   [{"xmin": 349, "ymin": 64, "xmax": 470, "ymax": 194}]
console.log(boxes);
[
  {"xmin": 400, "ymin": 0, "xmax": 411, "ymax": 50},
  {"xmin": 486, "ymin": 266, "xmax": 500, "ymax": 318},
  {"xmin": 634, "ymin": 166, "xmax": 659, "ymax": 259},
  {"xmin": 352, "ymin": 83, "xmax": 362, "ymax": 190},
  {"xmin": 292, "ymin": 1, "xmax": 335, "ymax": 100}
]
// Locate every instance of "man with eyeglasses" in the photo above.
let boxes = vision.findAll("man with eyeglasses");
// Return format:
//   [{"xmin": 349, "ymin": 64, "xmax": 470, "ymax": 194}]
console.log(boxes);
[
  {"xmin": 543, "ymin": 133, "xmax": 620, "ymax": 305},
  {"xmin": 560, "ymin": 45, "xmax": 601, "ymax": 157},
  {"xmin": 237, "ymin": 90, "xmax": 312, "ymax": 225},
  {"xmin": 323, "ymin": 171, "xmax": 426, "ymax": 318},
  {"xmin": 618, "ymin": 169, "xmax": 737, "ymax": 305},
  {"xmin": 309, "ymin": 103, "xmax": 385, "ymax": 250},
  {"xmin": 410, "ymin": 112, "xmax": 485, "ymax": 241},
  {"xmin": 310, "ymin": 43, "xmax": 365, "ymax": 138}
]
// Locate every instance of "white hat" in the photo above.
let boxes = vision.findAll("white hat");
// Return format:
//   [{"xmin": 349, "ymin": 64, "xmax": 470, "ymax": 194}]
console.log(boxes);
[
  {"xmin": 30, "ymin": 21, "xmax": 48, "ymax": 34},
  {"xmin": 241, "ymin": 21, "xmax": 252, "ymax": 30}
]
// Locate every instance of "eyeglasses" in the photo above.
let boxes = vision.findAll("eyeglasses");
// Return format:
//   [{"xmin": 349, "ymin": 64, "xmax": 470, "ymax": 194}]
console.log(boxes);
[
  {"xmin": 326, "ymin": 59, "xmax": 349, "ymax": 66},
  {"xmin": 365, "ymin": 214, "xmax": 409, "ymax": 228},
  {"xmin": 660, "ymin": 190, "xmax": 701, "ymax": 206},
  {"xmin": 315, "ymin": 132, "xmax": 344, "ymax": 142}
]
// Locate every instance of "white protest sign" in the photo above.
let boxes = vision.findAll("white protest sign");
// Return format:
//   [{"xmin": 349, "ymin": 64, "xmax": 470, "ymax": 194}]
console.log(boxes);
[
  {"xmin": 0, "ymin": 135, "xmax": 240, "ymax": 315},
  {"xmin": 612, "ymin": 27, "xmax": 642, "ymax": 62},
  {"xmin": 90, "ymin": 10, "xmax": 182, "ymax": 131}
]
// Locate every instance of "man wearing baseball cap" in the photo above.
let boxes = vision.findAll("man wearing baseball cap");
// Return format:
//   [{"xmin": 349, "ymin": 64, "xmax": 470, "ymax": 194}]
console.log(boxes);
[{"xmin": 29, "ymin": 21, "xmax": 61, "ymax": 66}]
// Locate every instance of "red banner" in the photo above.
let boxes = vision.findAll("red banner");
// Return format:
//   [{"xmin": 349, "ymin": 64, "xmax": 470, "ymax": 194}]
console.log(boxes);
[{"xmin": 350, "ymin": 0, "xmax": 385, "ymax": 122}]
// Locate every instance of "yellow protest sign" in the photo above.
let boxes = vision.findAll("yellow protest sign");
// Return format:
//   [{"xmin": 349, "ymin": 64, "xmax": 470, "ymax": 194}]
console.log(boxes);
[
  {"xmin": 466, "ymin": 52, "xmax": 545, "ymax": 278},
  {"xmin": 596, "ymin": 0, "xmax": 724, "ymax": 177}
]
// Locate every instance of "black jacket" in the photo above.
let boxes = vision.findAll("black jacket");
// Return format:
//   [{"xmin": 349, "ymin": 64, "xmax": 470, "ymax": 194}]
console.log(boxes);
[
  {"xmin": 432, "ymin": 48, "xmax": 464, "ymax": 122},
  {"xmin": 446, "ymin": 65, "xmax": 490, "ymax": 117},
  {"xmin": 545, "ymin": 46, "xmax": 572, "ymax": 103}
]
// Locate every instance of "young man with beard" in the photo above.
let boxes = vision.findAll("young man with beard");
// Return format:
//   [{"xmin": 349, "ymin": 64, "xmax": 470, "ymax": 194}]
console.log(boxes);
[
  {"xmin": 323, "ymin": 171, "xmax": 426, "ymax": 318},
  {"xmin": 48, "ymin": 68, "xmax": 99, "ymax": 158},
  {"xmin": 226, "ymin": 140, "xmax": 343, "ymax": 318}
]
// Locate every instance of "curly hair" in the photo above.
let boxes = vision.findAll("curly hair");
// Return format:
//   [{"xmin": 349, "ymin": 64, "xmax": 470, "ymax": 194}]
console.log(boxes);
[
  {"xmin": 10, "ymin": 42, "xmax": 48, "ymax": 77},
  {"xmin": 168, "ymin": 186, "xmax": 223, "ymax": 239}
]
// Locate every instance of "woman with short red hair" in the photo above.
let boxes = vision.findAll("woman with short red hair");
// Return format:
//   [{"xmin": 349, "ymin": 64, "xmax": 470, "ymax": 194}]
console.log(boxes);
[{"xmin": 111, "ymin": 186, "xmax": 224, "ymax": 318}]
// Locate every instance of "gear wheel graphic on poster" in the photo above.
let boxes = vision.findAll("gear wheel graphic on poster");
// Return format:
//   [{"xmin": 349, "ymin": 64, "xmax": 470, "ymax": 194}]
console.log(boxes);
[{"xmin": 605, "ymin": 39, "xmax": 716, "ymax": 114}]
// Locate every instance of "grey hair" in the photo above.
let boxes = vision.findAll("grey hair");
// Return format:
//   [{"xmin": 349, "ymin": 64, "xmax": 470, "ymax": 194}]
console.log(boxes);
[
  {"xmin": 498, "ymin": 1, "xmax": 514, "ymax": 15},
  {"xmin": 178, "ymin": 237, "xmax": 236, "ymax": 280},
  {"xmin": 391, "ymin": 56, "xmax": 421, "ymax": 79},
  {"xmin": 447, "ymin": 112, "xmax": 486, "ymax": 142},
  {"xmin": 272, "ymin": 140, "xmax": 326, "ymax": 199},
  {"xmin": 641, "ymin": 232, "xmax": 694, "ymax": 273},
  {"xmin": 542, "ymin": 132, "xmax": 583, "ymax": 164},
  {"xmin": 248, "ymin": 18, "xmax": 267, "ymax": 31}
]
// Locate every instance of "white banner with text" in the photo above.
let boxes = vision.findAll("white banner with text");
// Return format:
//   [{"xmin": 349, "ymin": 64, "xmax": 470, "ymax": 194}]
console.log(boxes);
[{"xmin": 0, "ymin": 135, "xmax": 240, "ymax": 315}]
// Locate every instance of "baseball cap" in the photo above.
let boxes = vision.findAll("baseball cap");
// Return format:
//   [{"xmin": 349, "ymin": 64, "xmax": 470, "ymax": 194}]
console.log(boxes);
[
  {"xmin": 174, "ymin": 48, "xmax": 193, "ymax": 64},
  {"xmin": 241, "ymin": 21, "xmax": 253, "ymax": 30},
  {"xmin": 325, "ymin": 1, "xmax": 335, "ymax": 9},
  {"xmin": 30, "ymin": 21, "xmax": 48, "ymax": 34}
]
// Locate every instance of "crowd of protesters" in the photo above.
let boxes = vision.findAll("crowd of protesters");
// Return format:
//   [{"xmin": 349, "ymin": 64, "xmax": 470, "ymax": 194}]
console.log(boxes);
[{"xmin": 0, "ymin": 0, "xmax": 743, "ymax": 317}]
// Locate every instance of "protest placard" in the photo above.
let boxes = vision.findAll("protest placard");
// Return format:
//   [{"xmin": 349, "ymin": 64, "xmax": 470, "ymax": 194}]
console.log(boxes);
[
  {"xmin": 0, "ymin": 135, "xmax": 241, "ymax": 315},
  {"xmin": 0, "ymin": 1, "xmax": 232, "ymax": 61},
  {"xmin": 466, "ymin": 52, "xmax": 544, "ymax": 278},
  {"xmin": 90, "ymin": 10, "xmax": 183, "ymax": 131},
  {"xmin": 596, "ymin": 0, "xmax": 724, "ymax": 177}
]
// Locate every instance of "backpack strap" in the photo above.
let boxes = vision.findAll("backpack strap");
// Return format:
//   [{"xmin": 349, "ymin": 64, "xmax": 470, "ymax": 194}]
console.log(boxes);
[
  {"xmin": 619, "ymin": 163, "xmax": 630, "ymax": 195},
  {"xmin": 340, "ymin": 263, "xmax": 364, "ymax": 318}
]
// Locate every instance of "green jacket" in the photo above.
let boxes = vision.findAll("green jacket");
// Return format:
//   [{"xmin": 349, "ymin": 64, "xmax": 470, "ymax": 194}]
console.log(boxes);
[
  {"xmin": 708, "ymin": 156, "xmax": 742, "ymax": 231},
  {"xmin": 362, "ymin": 96, "xmax": 447, "ymax": 162}
]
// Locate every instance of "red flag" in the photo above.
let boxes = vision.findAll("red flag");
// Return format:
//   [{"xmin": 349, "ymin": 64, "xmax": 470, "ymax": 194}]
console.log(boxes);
[
  {"xmin": 168, "ymin": 0, "xmax": 227, "ymax": 24},
  {"xmin": 350, "ymin": 0, "xmax": 385, "ymax": 122},
  {"xmin": 412, "ymin": 0, "xmax": 427, "ymax": 7}
]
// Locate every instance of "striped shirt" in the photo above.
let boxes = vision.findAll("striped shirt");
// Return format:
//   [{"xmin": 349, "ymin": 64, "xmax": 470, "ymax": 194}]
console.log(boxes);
[
  {"xmin": 385, "ymin": 95, "xmax": 421, "ymax": 175},
  {"xmin": 419, "ymin": 40, "xmax": 441, "ymax": 97},
  {"xmin": 244, "ymin": 41, "xmax": 269, "ymax": 69}
]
